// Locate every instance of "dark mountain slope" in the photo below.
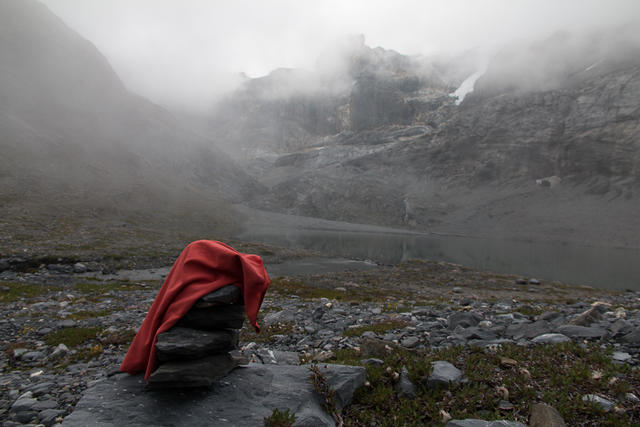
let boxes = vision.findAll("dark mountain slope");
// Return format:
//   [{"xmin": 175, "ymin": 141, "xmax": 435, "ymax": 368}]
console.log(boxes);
[{"xmin": 0, "ymin": 0, "xmax": 259, "ymax": 239}]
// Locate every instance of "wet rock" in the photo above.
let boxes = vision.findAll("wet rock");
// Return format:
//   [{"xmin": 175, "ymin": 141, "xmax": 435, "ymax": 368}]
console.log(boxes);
[
  {"xmin": 529, "ymin": 403, "xmax": 566, "ymax": 427},
  {"xmin": 147, "ymin": 353, "xmax": 238, "ymax": 389},
  {"xmin": 63, "ymin": 364, "xmax": 365, "ymax": 427},
  {"xmin": 175, "ymin": 304, "xmax": 245, "ymax": 330},
  {"xmin": 427, "ymin": 361, "xmax": 462, "ymax": 389},
  {"xmin": 155, "ymin": 327, "xmax": 239, "ymax": 361}
]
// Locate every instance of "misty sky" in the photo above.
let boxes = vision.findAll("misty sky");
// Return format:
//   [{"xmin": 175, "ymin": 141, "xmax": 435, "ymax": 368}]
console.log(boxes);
[{"xmin": 41, "ymin": 0, "xmax": 640, "ymax": 111}]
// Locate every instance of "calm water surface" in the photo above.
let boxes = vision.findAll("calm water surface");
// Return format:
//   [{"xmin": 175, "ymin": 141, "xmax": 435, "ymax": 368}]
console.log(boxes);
[{"xmin": 236, "ymin": 225, "xmax": 640, "ymax": 291}]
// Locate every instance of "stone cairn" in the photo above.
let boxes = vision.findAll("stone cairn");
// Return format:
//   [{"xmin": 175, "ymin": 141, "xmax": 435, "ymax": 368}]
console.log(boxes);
[{"xmin": 147, "ymin": 284, "xmax": 247, "ymax": 389}]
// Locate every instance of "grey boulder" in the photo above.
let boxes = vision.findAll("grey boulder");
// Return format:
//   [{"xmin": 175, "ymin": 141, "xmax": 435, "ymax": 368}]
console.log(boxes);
[
  {"xmin": 427, "ymin": 361, "xmax": 462, "ymax": 389},
  {"xmin": 62, "ymin": 363, "xmax": 366, "ymax": 427}
]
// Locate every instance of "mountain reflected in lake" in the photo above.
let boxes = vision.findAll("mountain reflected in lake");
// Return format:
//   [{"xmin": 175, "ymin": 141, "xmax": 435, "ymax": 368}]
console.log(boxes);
[{"xmin": 236, "ymin": 225, "xmax": 640, "ymax": 291}]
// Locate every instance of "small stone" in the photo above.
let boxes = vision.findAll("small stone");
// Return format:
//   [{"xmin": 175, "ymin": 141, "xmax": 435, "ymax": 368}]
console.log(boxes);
[
  {"xmin": 50, "ymin": 343, "xmax": 69, "ymax": 359},
  {"xmin": 57, "ymin": 319, "xmax": 76, "ymax": 328},
  {"xmin": 11, "ymin": 396, "xmax": 38, "ymax": 412},
  {"xmin": 531, "ymin": 333, "xmax": 571, "ymax": 344},
  {"xmin": 427, "ymin": 361, "xmax": 462, "ymax": 389},
  {"xmin": 394, "ymin": 367, "xmax": 416, "ymax": 398},
  {"xmin": 625, "ymin": 393, "xmax": 640, "ymax": 404},
  {"xmin": 582, "ymin": 394, "xmax": 615, "ymax": 412},
  {"xmin": 401, "ymin": 336, "xmax": 419, "ymax": 348},
  {"xmin": 570, "ymin": 304, "xmax": 607, "ymax": 326},
  {"xmin": 21, "ymin": 351, "xmax": 46, "ymax": 362},
  {"xmin": 622, "ymin": 329, "xmax": 640, "ymax": 344},
  {"xmin": 361, "ymin": 358, "xmax": 384, "ymax": 366},
  {"xmin": 452, "ymin": 287, "xmax": 463, "ymax": 293},
  {"xmin": 499, "ymin": 357, "xmax": 518, "ymax": 368},
  {"xmin": 447, "ymin": 311, "xmax": 482, "ymax": 329},
  {"xmin": 529, "ymin": 403, "xmax": 566, "ymax": 427},
  {"xmin": 12, "ymin": 348, "xmax": 28, "ymax": 359},
  {"xmin": 73, "ymin": 263, "xmax": 87, "ymax": 273},
  {"xmin": 528, "ymin": 278, "xmax": 540, "ymax": 285},
  {"xmin": 611, "ymin": 351, "xmax": 632, "ymax": 363},
  {"xmin": 498, "ymin": 400, "xmax": 514, "ymax": 411}
]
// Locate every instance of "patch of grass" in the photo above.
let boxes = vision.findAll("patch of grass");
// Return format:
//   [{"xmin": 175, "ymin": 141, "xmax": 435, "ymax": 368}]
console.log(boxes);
[
  {"xmin": 342, "ymin": 342, "xmax": 639, "ymax": 426},
  {"xmin": 343, "ymin": 319, "xmax": 411, "ymax": 337},
  {"xmin": 74, "ymin": 280, "xmax": 147, "ymax": 294},
  {"xmin": 263, "ymin": 408, "xmax": 295, "ymax": 427},
  {"xmin": 240, "ymin": 321, "xmax": 295, "ymax": 344},
  {"xmin": 44, "ymin": 327, "xmax": 101, "ymax": 347},
  {"xmin": 0, "ymin": 281, "xmax": 55, "ymax": 303},
  {"xmin": 101, "ymin": 329, "xmax": 136, "ymax": 346}
]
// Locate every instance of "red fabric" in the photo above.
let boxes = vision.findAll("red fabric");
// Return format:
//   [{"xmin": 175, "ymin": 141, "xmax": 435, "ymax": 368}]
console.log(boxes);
[{"xmin": 119, "ymin": 240, "xmax": 270, "ymax": 380}]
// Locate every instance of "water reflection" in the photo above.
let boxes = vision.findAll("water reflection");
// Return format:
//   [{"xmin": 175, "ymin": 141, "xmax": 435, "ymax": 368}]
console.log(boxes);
[{"xmin": 237, "ymin": 226, "xmax": 640, "ymax": 291}]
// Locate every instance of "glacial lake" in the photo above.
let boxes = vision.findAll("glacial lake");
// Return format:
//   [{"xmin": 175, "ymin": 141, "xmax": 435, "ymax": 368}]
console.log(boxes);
[{"xmin": 236, "ymin": 225, "xmax": 640, "ymax": 291}]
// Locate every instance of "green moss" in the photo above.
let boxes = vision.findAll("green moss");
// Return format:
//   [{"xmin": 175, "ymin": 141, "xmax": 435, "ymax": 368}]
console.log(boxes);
[
  {"xmin": 44, "ymin": 327, "xmax": 100, "ymax": 347},
  {"xmin": 342, "ymin": 342, "xmax": 638, "ymax": 426},
  {"xmin": 74, "ymin": 280, "xmax": 147, "ymax": 294},
  {"xmin": 0, "ymin": 281, "xmax": 55, "ymax": 303},
  {"xmin": 264, "ymin": 408, "xmax": 295, "ymax": 427}
]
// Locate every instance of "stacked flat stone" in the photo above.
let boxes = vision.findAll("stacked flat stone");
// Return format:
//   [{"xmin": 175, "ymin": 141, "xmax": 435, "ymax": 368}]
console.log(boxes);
[{"xmin": 147, "ymin": 284, "xmax": 246, "ymax": 389}]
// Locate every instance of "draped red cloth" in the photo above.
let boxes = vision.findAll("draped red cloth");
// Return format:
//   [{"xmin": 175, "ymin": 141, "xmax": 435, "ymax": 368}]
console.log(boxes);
[{"xmin": 119, "ymin": 240, "xmax": 270, "ymax": 380}]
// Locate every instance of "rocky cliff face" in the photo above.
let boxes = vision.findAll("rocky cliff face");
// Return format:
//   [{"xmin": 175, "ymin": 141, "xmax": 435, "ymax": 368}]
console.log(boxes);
[{"xmin": 210, "ymin": 32, "xmax": 640, "ymax": 247}]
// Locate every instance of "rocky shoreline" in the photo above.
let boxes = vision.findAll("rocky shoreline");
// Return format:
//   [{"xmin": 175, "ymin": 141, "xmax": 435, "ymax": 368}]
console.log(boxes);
[{"xmin": 0, "ymin": 254, "xmax": 638, "ymax": 425}]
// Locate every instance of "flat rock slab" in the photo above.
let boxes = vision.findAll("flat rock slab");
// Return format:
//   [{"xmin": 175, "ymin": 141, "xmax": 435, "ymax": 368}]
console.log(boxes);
[
  {"xmin": 62, "ymin": 363, "xmax": 365, "ymax": 427},
  {"xmin": 155, "ymin": 327, "xmax": 239, "ymax": 361},
  {"xmin": 176, "ymin": 304, "xmax": 245, "ymax": 330}
]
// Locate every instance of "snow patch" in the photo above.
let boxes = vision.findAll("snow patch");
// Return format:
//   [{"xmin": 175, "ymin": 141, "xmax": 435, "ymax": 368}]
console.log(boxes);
[{"xmin": 451, "ymin": 66, "xmax": 487, "ymax": 105}]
